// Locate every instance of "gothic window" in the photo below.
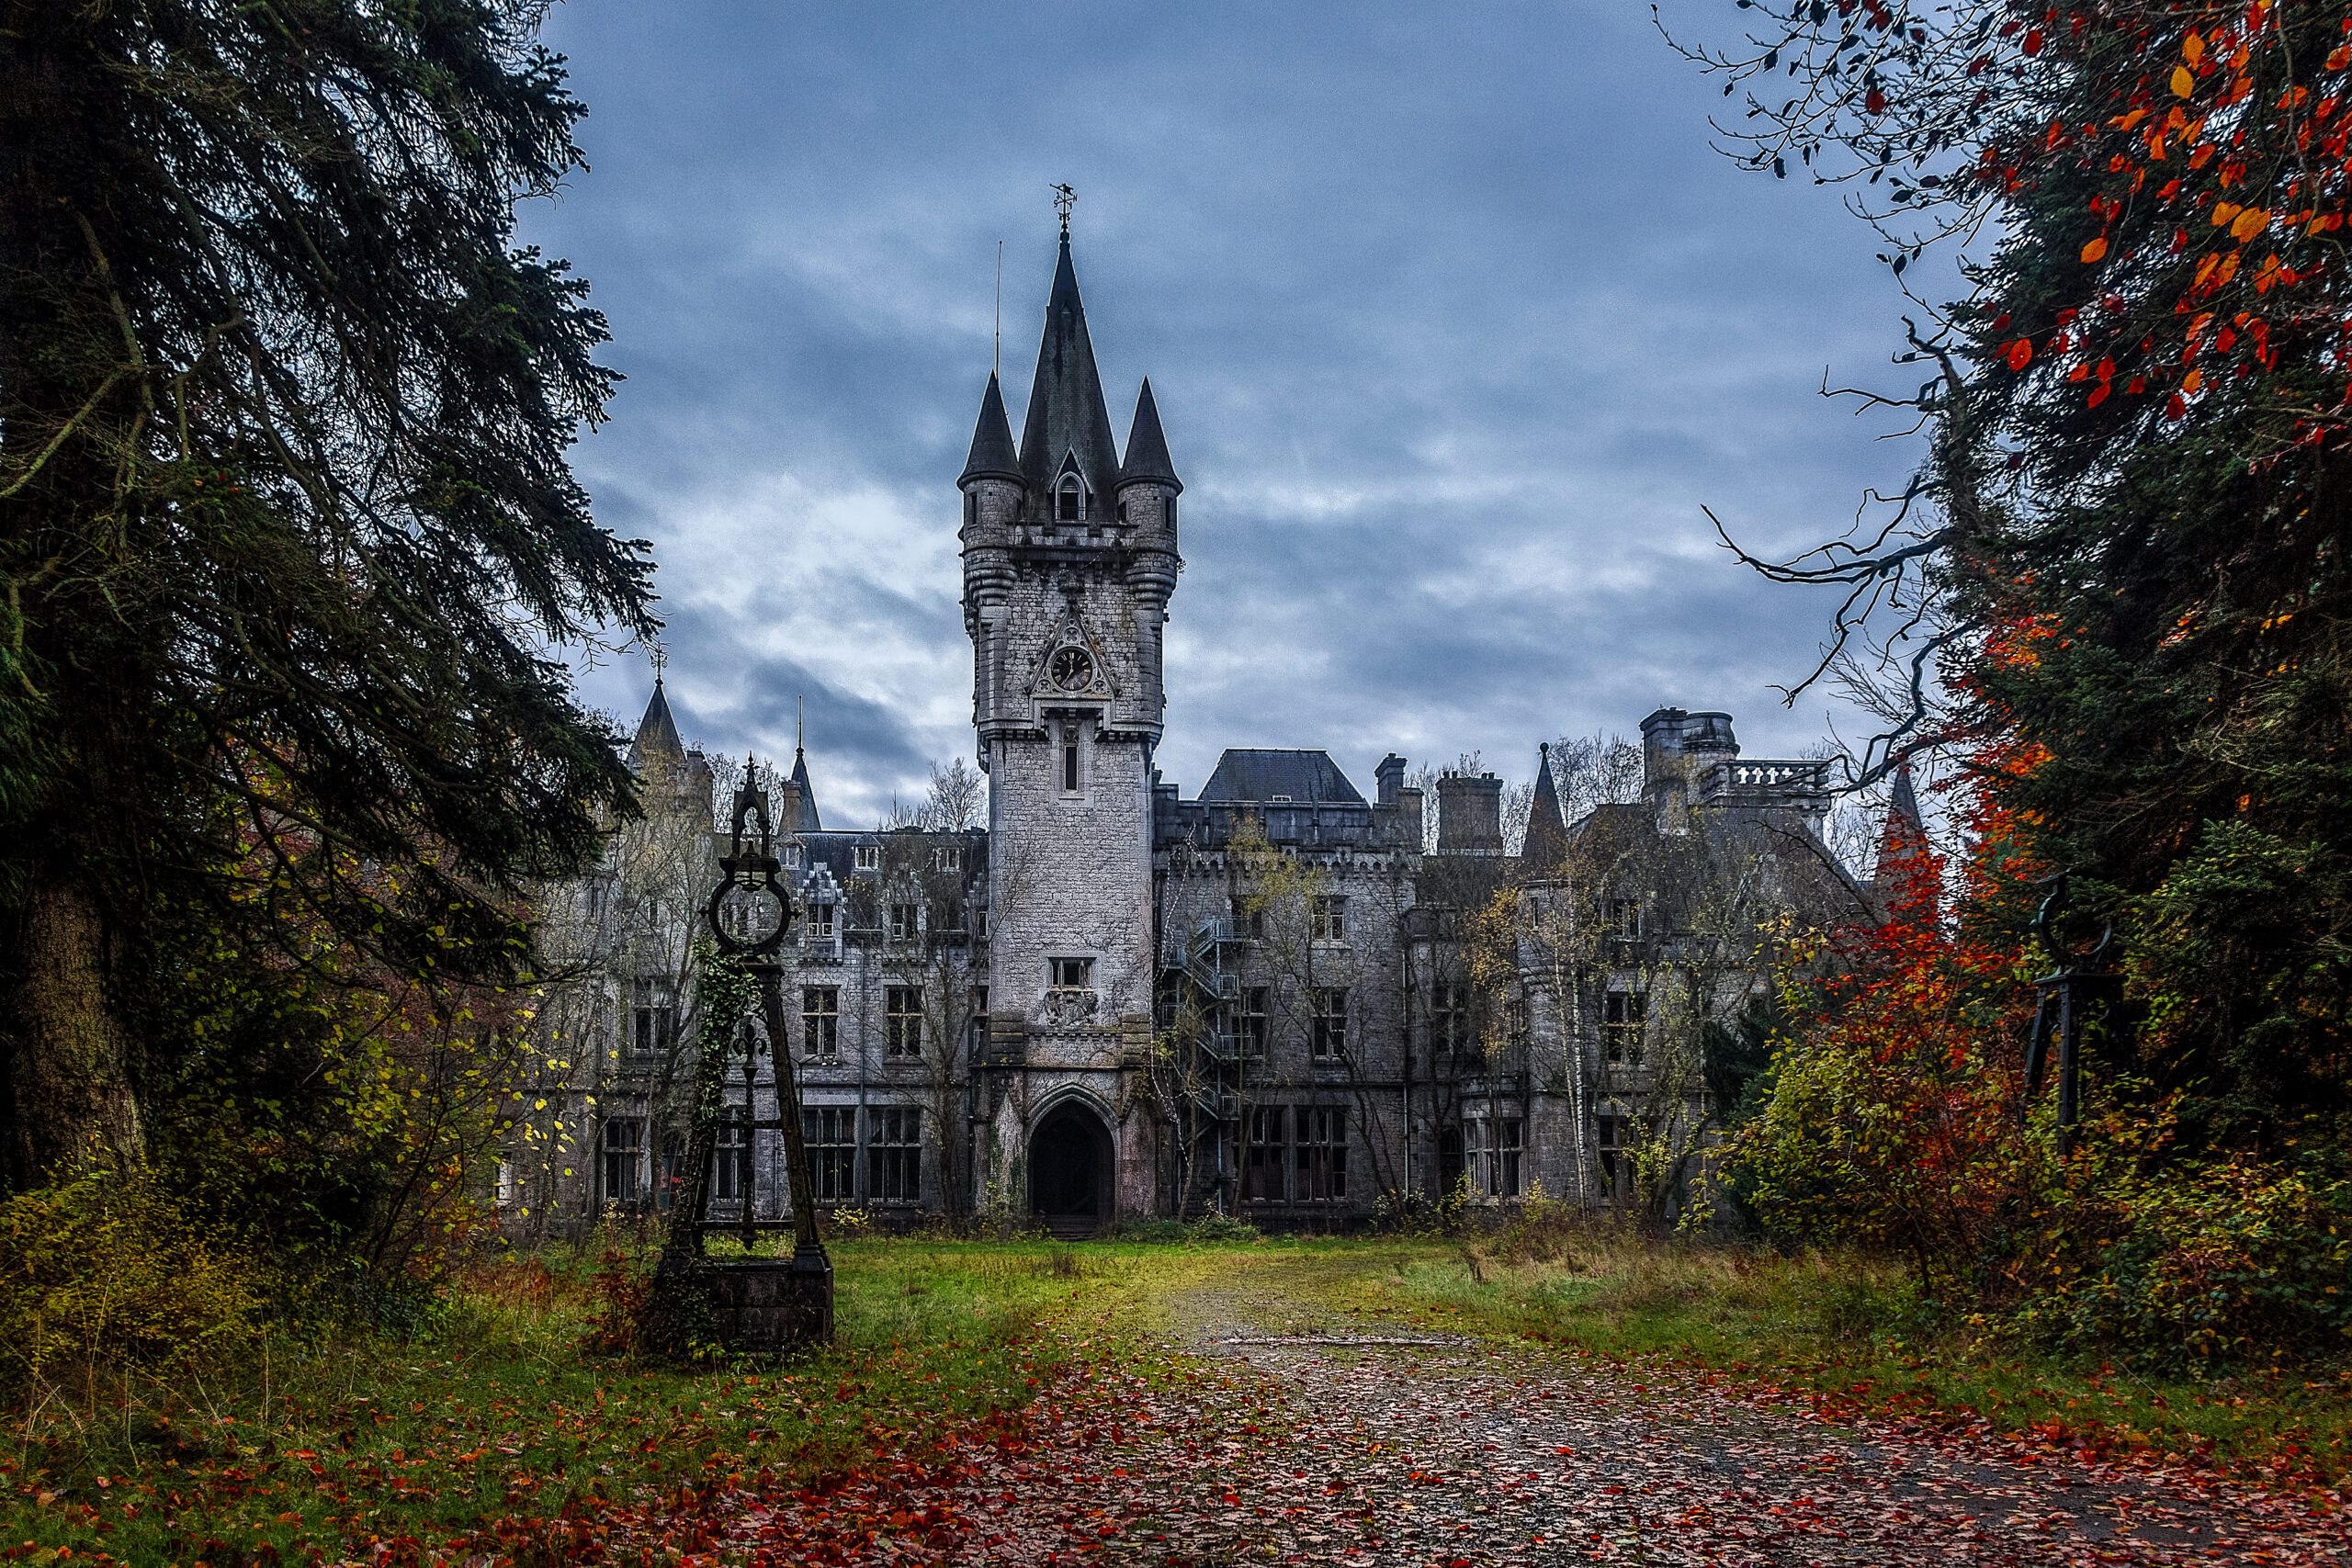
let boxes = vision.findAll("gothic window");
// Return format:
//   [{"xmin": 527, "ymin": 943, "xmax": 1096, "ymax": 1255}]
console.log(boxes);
[
  {"xmin": 630, "ymin": 979, "xmax": 675, "ymax": 1059},
  {"xmin": 964, "ymin": 490, "xmax": 977, "ymax": 528},
  {"xmin": 885, "ymin": 987, "xmax": 923, "ymax": 1057},
  {"xmin": 933, "ymin": 845, "xmax": 964, "ymax": 872},
  {"xmin": 804, "ymin": 900, "xmax": 835, "ymax": 940},
  {"xmin": 602, "ymin": 1118, "xmax": 644, "ymax": 1205},
  {"xmin": 868, "ymin": 1107, "xmax": 922, "ymax": 1203},
  {"xmin": 1167, "ymin": 496, "xmax": 1176, "ymax": 530},
  {"xmin": 655, "ymin": 1133, "xmax": 685, "ymax": 1212},
  {"xmin": 1598, "ymin": 1111, "xmax": 1628, "ymax": 1197},
  {"xmin": 1309, "ymin": 895, "xmax": 1348, "ymax": 942},
  {"xmin": 1608, "ymin": 898, "xmax": 1642, "ymax": 940},
  {"xmin": 1467, "ymin": 1116, "xmax": 1523, "ymax": 1198},
  {"xmin": 712, "ymin": 1107, "xmax": 750, "ymax": 1203},
  {"xmin": 1295, "ymin": 1107, "xmax": 1347, "ymax": 1201},
  {"xmin": 804, "ymin": 1107, "xmax": 856, "ymax": 1203},
  {"xmin": 889, "ymin": 902, "xmax": 919, "ymax": 942},
  {"xmin": 1230, "ymin": 896, "xmax": 1264, "ymax": 940},
  {"xmin": 1117, "ymin": 499, "xmax": 1129, "ymax": 525},
  {"xmin": 970, "ymin": 904, "xmax": 989, "ymax": 941},
  {"xmin": 1050, "ymin": 956, "xmax": 1093, "ymax": 990},
  {"xmin": 1239, "ymin": 986, "xmax": 1270, "ymax": 1062},
  {"xmin": 802, "ymin": 987, "xmax": 839, "ymax": 1058},
  {"xmin": 1057, "ymin": 475, "xmax": 1083, "ymax": 521},
  {"xmin": 1605, "ymin": 990, "xmax": 1647, "ymax": 1064},
  {"xmin": 966, "ymin": 986, "xmax": 989, "ymax": 1057},
  {"xmin": 1310, "ymin": 987, "xmax": 1349, "ymax": 1060},
  {"xmin": 854, "ymin": 844, "xmax": 878, "ymax": 872},
  {"xmin": 1432, "ymin": 983, "xmax": 1470, "ymax": 1054},
  {"xmin": 1242, "ymin": 1106, "xmax": 1285, "ymax": 1202},
  {"xmin": 1063, "ymin": 736, "xmax": 1080, "ymax": 794}
]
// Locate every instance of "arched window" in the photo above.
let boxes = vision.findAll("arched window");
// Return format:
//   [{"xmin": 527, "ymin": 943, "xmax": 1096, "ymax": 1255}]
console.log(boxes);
[{"xmin": 1057, "ymin": 476, "xmax": 1082, "ymax": 522}]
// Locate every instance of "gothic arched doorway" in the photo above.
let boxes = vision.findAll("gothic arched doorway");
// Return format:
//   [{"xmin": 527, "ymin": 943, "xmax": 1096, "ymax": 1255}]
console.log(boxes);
[{"xmin": 1029, "ymin": 1101, "xmax": 1114, "ymax": 1236}]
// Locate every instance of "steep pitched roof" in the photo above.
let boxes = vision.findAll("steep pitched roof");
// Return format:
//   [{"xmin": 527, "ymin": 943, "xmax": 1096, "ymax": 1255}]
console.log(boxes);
[
  {"xmin": 628, "ymin": 680, "xmax": 683, "ymax": 767},
  {"xmin": 1198, "ymin": 749, "xmax": 1366, "ymax": 806},
  {"xmin": 1017, "ymin": 230, "xmax": 1122, "ymax": 506},
  {"xmin": 786, "ymin": 745, "xmax": 822, "ymax": 835},
  {"xmin": 958, "ymin": 371, "xmax": 1022, "ymax": 486},
  {"xmin": 1522, "ymin": 742, "xmax": 1569, "ymax": 870},
  {"xmin": 1874, "ymin": 760, "xmax": 1935, "ymax": 913},
  {"xmin": 1118, "ymin": 378, "xmax": 1181, "ymax": 492}
]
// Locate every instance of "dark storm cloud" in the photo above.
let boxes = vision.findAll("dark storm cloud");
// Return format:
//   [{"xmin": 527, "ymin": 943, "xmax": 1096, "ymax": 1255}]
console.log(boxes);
[{"xmin": 532, "ymin": 0, "xmax": 1941, "ymax": 827}]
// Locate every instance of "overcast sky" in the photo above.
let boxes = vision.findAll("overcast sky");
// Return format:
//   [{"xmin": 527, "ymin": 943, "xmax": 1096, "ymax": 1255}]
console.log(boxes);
[{"xmin": 526, "ymin": 0, "xmax": 1939, "ymax": 829}]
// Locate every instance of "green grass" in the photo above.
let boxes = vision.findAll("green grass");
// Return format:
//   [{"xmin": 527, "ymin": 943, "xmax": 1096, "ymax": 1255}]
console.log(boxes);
[
  {"xmin": 0, "ymin": 1236, "xmax": 1246, "ymax": 1567},
  {"xmin": 1295, "ymin": 1227, "xmax": 2352, "ymax": 1488}
]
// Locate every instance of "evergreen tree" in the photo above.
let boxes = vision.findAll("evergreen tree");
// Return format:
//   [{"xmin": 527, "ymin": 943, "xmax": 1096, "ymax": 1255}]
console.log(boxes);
[
  {"xmin": 0, "ymin": 1, "xmax": 656, "ymax": 1184},
  {"xmin": 1670, "ymin": 0, "xmax": 2351, "ymax": 1145}
]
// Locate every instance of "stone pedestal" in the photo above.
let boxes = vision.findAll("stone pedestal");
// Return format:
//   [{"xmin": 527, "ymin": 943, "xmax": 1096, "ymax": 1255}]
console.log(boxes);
[{"xmin": 704, "ymin": 1247, "xmax": 832, "ymax": 1351}]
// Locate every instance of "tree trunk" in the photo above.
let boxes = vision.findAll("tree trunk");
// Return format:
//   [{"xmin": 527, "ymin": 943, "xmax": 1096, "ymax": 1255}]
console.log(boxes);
[{"xmin": 11, "ymin": 868, "xmax": 143, "ymax": 1181}]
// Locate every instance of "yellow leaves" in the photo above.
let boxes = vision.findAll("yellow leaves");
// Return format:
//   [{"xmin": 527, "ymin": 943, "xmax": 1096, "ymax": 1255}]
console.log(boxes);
[
  {"xmin": 2183, "ymin": 368, "xmax": 2205, "ymax": 393},
  {"xmin": 2172, "ymin": 64, "xmax": 2197, "ymax": 97},
  {"xmin": 2230, "ymin": 206, "xmax": 2270, "ymax": 242},
  {"xmin": 2115, "ymin": 108, "xmax": 2150, "ymax": 131},
  {"xmin": 2182, "ymin": 30, "xmax": 2205, "ymax": 65},
  {"xmin": 2081, "ymin": 235, "xmax": 2109, "ymax": 264},
  {"xmin": 2212, "ymin": 200, "xmax": 2242, "ymax": 227}
]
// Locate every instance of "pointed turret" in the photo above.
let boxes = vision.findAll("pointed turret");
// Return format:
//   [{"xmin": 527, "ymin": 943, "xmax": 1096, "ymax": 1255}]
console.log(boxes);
[
  {"xmin": 1873, "ymin": 760, "xmax": 1935, "ymax": 919},
  {"xmin": 1017, "ymin": 230, "xmax": 1122, "ymax": 513},
  {"xmin": 786, "ymin": 744, "xmax": 822, "ymax": 835},
  {"xmin": 628, "ymin": 678, "xmax": 684, "ymax": 769},
  {"xmin": 1118, "ymin": 378, "xmax": 1182, "ymax": 493},
  {"xmin": 959, "ymin": 371, "xmax": 1023, "ymax": 487},
  {"xmin": 1523, "ymin": 742, "xmax": 1569, "ymax": 872}
]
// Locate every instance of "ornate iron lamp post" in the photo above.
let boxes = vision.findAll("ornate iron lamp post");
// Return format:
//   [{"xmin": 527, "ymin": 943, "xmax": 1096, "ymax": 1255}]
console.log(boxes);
[
  {"xmin": 2022, "ymin": 873, "xmax": 2123, "ymax": 1158},
  {"xmin": 663, "ymin": 759, "xmax": 831, "ymax": 1348}
]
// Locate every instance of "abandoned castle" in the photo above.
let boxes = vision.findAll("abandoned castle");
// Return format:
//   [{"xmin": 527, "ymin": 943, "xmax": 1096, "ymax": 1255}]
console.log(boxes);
[{"xmin": 497, "ymin": 231, "xmax": 1895, "ymax": 1236}]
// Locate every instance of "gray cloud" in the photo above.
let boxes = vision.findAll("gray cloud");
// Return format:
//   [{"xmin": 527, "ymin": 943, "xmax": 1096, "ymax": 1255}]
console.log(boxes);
[{"xmin": 534, "ymin": 0, "xmax": 1938, "ymax": 827}]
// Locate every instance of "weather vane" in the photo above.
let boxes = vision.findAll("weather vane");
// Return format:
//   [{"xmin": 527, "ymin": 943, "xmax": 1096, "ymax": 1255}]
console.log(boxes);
[
  {"xmin": 1051, "ymin": 183, "xmax": 1076, "ymax": 231},
  {"xmin": 650, "ymin": 643, "xmax": 667, "ymax": 685}
]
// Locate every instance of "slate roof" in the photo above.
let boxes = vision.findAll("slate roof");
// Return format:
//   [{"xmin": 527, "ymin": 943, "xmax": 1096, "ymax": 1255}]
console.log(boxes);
[
  {"xmin": 628, "ymin": 680, "xmax": 683, "ymax": 766},
  {"xmin": 1017, "ymin": 231, "xmax": 1123, "ymax": 508},
  {"xmin": 958, "ymin": 371, "xmax": 1022, "ymax": 486},
  {"xmin": 1523, "ymin": 743, "xmax": 1568, "ymax": 869},
  {"xmin": 1118, "ymin": 378, "xmax": 1181, "ymax": 492},
  {"xmin": 1198, "ymin": 749, "xmax": 1366, "ymax": 806},
  {"xmin": 786, "ymin": 746, "xmax": 823, "ymax": 834}
]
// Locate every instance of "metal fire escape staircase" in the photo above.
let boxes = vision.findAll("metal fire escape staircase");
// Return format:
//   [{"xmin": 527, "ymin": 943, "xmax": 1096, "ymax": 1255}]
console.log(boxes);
[{"xmin": 1176, "ymin": 918, "xmax": 1246, "ymax": 1214}]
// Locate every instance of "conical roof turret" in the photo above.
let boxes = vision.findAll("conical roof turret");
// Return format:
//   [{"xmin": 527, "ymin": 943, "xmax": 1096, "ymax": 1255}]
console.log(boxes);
[
  {"xmin": 628, "ymin": 678, "xmax": 684, "ymax": 769},
  {"xmin": 959, "ymin": 371, "xmax": 1022, "ymax": 486},
  {"xmin": 786, "ymin": 744, "xmax": 822, "ymax": 835},
  {"xmin": 1017, "ymin": 230, "xmax": 1122, "ymax": 508},
  {"xmin": 1118, "ymin": 378, "xmax": 1181, "ymax": 492},
  {"xmin": 1523, "ymin": 742, "xmax": 1569, "ymax": 871}
]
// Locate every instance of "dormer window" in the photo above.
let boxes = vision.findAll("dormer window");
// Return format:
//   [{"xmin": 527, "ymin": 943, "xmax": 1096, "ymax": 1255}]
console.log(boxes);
[{"xmin": 1057, "ymin": 476, "xmax": 1083, "ymax": 522}]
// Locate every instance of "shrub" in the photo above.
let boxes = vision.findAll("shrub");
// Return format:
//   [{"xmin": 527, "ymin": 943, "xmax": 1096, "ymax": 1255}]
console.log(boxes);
[
  {"xmin": 2007, "ymin": 1151, "xmax": 2352, "ymax": 1369},
  {"xmin": 0, "ymin": 1163, "xmax": 260, "ymax": 1393}
]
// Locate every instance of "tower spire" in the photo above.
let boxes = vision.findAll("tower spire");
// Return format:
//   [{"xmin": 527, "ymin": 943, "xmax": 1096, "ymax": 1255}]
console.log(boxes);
[{"xmin": 1016, "ymin": 225, "xmax": 1121, "ymax": 509}]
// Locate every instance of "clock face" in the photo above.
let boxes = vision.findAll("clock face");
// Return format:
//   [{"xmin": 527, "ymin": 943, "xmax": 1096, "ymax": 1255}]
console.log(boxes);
[{"xmin": 1049, "ymin": 647, "xmax": 1093, "ymax": 691}]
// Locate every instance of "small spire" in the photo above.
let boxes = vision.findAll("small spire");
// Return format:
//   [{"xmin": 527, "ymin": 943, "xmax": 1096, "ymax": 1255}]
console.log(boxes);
[
  {"xmin": 628, "ymin": 677, "xmax": 684, "ymax": 766},
  {"xmin": 1523, "ymin": 741, "xmax": 1568, "ymax": 870},
  {"xmin": 1118, "ymin": 378, "xmax": 1182, "ymax": 494},
  {"xmin": 959, "ymin": 371, "xmax": 1022, "ymax": 486}
]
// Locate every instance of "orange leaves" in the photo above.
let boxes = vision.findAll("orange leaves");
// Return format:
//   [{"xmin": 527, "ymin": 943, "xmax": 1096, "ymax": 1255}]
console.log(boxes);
[
  {"xmin": 2329, "ymin": 44, "xmax": 2351, "ymax": 71},
  {"xmin": 2081, "ymin": 235, "xmax": 2109, "ymax": 264},
  {"xmin": 2005, "ymin": 338, "xmax": 2033, "ymax": 370},
  {"xmin": 2173, "ymin": 64, "xmax": 2199, "ymax": 97},
  {"xmin": 2231, "ymin": 205, "xmax": 2271, "ymax": 241}
]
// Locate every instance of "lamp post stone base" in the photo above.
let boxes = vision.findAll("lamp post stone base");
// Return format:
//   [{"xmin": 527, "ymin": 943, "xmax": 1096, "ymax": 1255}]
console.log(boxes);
[{"xmin": 703, "ymin": 1245, "xmax": 832, "ymax": 1352}]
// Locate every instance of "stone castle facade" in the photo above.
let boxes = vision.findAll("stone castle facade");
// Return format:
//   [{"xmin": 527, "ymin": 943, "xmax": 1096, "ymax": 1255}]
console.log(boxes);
[{"xmin": 501, "ymin": 232, "xmax": 1886, "ymax": 1236}]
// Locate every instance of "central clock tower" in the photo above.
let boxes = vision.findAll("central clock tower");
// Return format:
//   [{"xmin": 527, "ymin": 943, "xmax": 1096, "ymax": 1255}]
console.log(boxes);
[{"xmin": 958, "ymin": 226, "xmax": 1181, "ymax": 1222}]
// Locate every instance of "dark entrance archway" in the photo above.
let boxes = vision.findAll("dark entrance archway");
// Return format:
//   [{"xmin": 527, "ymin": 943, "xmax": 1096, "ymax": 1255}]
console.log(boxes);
[{"xmin": 1028, "ymin": 1101, "xmax": 1114, "ymax": 1237}]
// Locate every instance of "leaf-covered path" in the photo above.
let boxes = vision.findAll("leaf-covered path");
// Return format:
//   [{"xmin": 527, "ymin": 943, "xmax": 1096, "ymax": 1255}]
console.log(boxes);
[{"xmin": 721, "ymin": 1260, "xmax": 2348, "ymax": 1565}]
